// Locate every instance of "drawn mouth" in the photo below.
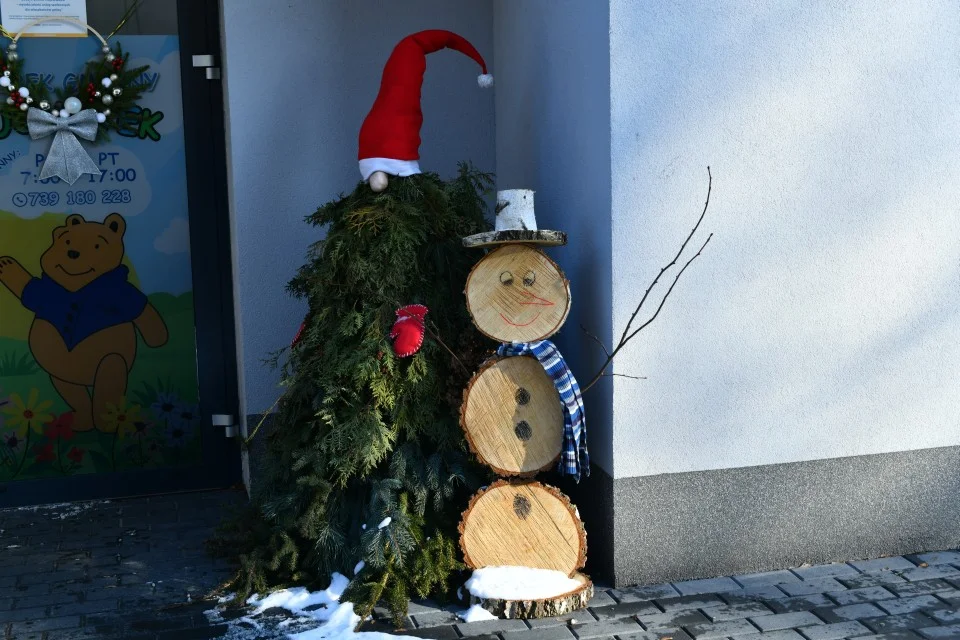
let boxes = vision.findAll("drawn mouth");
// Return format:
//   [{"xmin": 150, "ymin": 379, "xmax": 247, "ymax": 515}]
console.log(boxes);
[
  {"xmin": 55, "ymin": 264, "xmax": 94, "ymax": 277},
  {"xmin": 500, "ymin": 311, "xmax": 541, "ymax": 327}
]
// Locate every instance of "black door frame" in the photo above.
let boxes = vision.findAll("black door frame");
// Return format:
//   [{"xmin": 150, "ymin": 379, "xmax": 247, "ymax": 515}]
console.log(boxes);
[{"xmin": 0, "ymin": 0, "xmax": 241, "ymax": 507}]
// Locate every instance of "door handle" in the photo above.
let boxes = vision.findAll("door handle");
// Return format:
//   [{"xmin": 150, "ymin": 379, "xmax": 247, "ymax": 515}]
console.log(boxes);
[
  {"xmin": 212, "ymin": 414, "xmax": 238, "ymax": 437},
  {"xmin": 192, "ymin": 54, "xmax": 221, "ymax": 81}
]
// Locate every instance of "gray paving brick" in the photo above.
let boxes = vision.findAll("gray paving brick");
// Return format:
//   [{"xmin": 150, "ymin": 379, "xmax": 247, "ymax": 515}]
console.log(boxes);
[
  {"xmin": 734, "ymin": 570, "xmax": 802, "ymax": 587},
  {"xmin": 8, "ymin": 614, "xmax": 82, "ymax": 632},
  {"xmin": 616, "ymin": 583, "xmax": 679, "ymax": 602},
  {"xmin": 749, "ymin": 611, "xmax": 821, "ymax": 631},
  {"xmin": 918, "ymin": 625, "xmax": 960, "ymax": 639},
  {"xmin": 412, "ymin": 610, "xmax": 460, "ymax": 628},
  {"xmin": 721, "ymin": 585, "xmax": 788, "ymax": 604},
  {"xmin": 851, "ymin": 557, "xmax": 918, "ymax": 574},
  {"xmin": 909, "ymin": 552, "xmax": 960, "ymax": 566},
  {"xmin": 404, "ymin": 625, "xmax": 461, "ymax": 640},
  {"xmin": 685, "ymin": 618, "xmax": 759, "ymax": 639},
  {"xmin": 729, "ymin": 631, "xmax": 805, "ymax": 640},
  {"xmin": 767, "ymin": 593, "xmax": 834, "ymax": 614},
  {"xmin": 700, "ymin": 601, "xmax": 775, "ymax": 622},
  {"xmin": 637, "ymin": 609, "xmax": 710, "ymax": 632},
  {"xmin": 863, "ymin": 613, "xmax": 938, "ymax": 634},
  {"xmin": 588, "ymin": 590, "xmax": 617, "ymax": 608},
  {"xmin": 798, "ymin": 620, "xmax": 871, "ymax": 639},
  {"xmin": 655, "ymin": 593, "xmax": 726, "ymax": 612},
  {"xmin": 673, "ymin": 576, "xmax": 743, "ymax": 595},
  {"xmin": 569, "ymin": 618, "xmax": 642, "ymax": 639},
  {"xmin": 502, "ymin": 626, "xmax": 576, "ymax": 640},
  {"xmin": 888, "ymin": 579, "xmax": 956, "ymax": 597},
  {"xmin": 830, "ymin": 586, "xmax": 897, "ymax": 605},
  {"xmin": 528, "ymin": 611, "xmax": 597, "ymax": 629},
  {"xmin": 899, "ymin": 565, "xmax": 960, "ymax": 582},
  {"xmin": 816, "ymin": 602, "xmax": 887, "ymax": 622},
  {"xmin": 851, "ymin": 633, "xmax": 925, "ymax": 640},
  {"xmin": 877, "ymin": 595, "xmax": 947, "ymax": 615},
  {"xmin": 588, "ymin": 600, "xmax": 658, "ymax": 620},
  {"xmin": 620, "ymin": 631, "xmax": 694, "ymax": 640},
  {"xmin": 927, "ymin": 607, "xmax": 960, "ymax": 623},
  {"xmin": 791, "ymin": 563, "xmax": 861, "ymax": 581},
  {"xmin": 778, "ymin": 578, "xmax": 847, "ymax": 597},
  {"xmin": 842, "ymin": 573, "xmax": 909, "ymax": 589},
  {"xmin": 456, "ymin": 618, "xmax": 529, "ymax": 635},
  {"xmin": 936, "ymin": 589, "xmax": 960, "ymax": 605}
]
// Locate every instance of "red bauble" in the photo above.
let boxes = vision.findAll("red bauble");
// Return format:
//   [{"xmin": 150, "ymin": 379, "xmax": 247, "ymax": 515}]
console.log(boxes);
[{"xmin": 389, "ymin": 304, "xmax": 428, "ymax": 358}]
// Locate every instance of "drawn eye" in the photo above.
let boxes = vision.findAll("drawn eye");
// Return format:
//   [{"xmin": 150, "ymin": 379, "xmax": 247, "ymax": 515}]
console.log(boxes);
[
  {"xmin": 499, "ymin": 271, "xmax": 514, "ymax": 286},
  {"xmin": 94, "ymin": 244, "xmax": 100, "ymax": 250},
  {"xmin": 523, "ymin": 271, "xmax": 536, "ymax": 287},
  {"xmin": 65, "ymin": 240, "xmax": 70, "ymax": 245}
]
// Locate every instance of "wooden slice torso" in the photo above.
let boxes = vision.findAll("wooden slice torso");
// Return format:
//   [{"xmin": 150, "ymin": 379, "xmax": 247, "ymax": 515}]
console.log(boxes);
[
  {"xmin": 459, "ymin": 480, "xmax": 587, "ymax": 576},
  {"xmin": 465, "ymin": 244, "xmax": 571, "ymax": 343},
  {"xmin": 469, "ymin": 572, "xmax": 593, "ymax": 619},
  {"xmin": 461, "ymin": 356, "xmax": 563, "ymax": 476}
]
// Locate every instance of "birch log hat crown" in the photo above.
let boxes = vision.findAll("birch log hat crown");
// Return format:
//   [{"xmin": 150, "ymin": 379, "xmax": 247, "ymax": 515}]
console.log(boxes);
[
  {"xmin": 462, "ymin": 190, "xmax": 568, "ymax": 247},
  {"xmin": 358, "ymin": 29, "xmax": 492, "ymax": 192}
]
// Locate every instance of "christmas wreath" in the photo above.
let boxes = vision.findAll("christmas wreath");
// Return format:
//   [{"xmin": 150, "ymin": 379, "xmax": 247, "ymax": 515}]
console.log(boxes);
[{"xmin": 1, "ymin": 38, "xmax": 150, "ymax": 141}]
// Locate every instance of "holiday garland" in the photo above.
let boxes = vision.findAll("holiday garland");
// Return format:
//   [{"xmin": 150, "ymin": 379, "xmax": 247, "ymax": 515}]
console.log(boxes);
[{"xmin": 1, "ymin": 39, "xmax": 150, "ymax": 141}]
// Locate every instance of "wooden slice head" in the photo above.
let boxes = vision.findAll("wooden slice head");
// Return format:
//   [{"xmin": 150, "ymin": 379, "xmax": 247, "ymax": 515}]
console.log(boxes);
[
  {"xmin": 459, "ymin": 480, "xmax": 587, "ymax": 576},
  {"xmin": 461, "ymin": 356, "xmax": 563, "ymax": 476},
  {"xmin": 465, "ymin": 244, "xmax": 571, "ymax": 343}
]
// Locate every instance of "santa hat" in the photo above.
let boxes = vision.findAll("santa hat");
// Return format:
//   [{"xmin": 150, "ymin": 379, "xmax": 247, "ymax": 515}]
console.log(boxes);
[{"xmin": 358, "ymin": 30, "xmax": 492, "ymax": 181}]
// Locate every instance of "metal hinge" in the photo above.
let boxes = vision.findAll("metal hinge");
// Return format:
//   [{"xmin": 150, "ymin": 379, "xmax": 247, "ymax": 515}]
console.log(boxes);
[
  {"xmin": 212, "ymin": 414, "xmax": 238, "ymax": 438},
  {"xmin": 192, "ymin": 54, "xmax": 221, "ymax": 80}
]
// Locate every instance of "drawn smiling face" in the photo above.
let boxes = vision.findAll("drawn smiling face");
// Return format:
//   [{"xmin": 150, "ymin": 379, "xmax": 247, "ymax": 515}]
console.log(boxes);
[
  {"xmin": 40, "ymin": 213, "xmax": 127, "ymax": 292},
  {"xmin": 465, "ymin": 244, "xmax": 571, "ymax": 343}
]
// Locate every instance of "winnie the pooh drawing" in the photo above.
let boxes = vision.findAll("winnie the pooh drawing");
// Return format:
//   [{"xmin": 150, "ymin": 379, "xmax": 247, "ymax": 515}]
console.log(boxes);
[{"xmin": 0, "ymin": 213, "xmax": 168, "ymax": 432}]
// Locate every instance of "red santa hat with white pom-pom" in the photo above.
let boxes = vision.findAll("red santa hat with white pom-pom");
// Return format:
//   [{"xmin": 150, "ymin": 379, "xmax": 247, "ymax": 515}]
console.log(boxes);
[{"xmin": 358, "ymin": 29, "xmax": 492, "ymax": 191}]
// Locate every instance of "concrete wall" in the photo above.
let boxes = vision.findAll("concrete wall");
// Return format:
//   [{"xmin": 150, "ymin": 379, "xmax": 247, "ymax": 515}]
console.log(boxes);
[
  {"xmin": 609, "ymin": 0, "xmax": 960, "ymax": 478},
  {"xmin": 220, "ymin": 0, "xmax": 496, "ymax": 421}
]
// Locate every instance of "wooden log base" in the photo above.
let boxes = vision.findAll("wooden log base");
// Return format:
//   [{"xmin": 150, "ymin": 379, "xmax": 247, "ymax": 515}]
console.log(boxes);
[
  {"xmin": 462, "ymin": 229, "xmax": 568, "ymax": 248},
  {"xmin": 468, "ymin": 571, "xmax": 593, "ymax": 619},
  {"xmin": 459, "ymin": 480, "xmax": 587, "ymax": 575}
]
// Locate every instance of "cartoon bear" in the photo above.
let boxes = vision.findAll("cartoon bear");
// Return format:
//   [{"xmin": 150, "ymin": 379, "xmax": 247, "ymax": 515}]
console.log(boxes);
[{"xmin": 0, "ymin": 213, "xmax": 168, "ymax": 432}]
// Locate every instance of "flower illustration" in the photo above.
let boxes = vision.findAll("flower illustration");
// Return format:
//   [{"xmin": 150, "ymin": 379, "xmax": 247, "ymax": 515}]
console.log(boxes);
[
  {"xmin": 66, "ymin": 447, "xmax": 85, "ymax": 464},
  {"xmin": 45, "ymin": 412, "xmax": 75, "ymax": 441},
  {"xmin": 33, "ymin": 443, "xmax": 55, "ymax": 463},
  {"xmin": 132, "ymin": 419, "xmax": 152, "ymax": 437},
  {"xmin": 166, "ymin": 421, "xmax": 191, "ymax": 448},
  {"xmin": 3, "ymin": 431, "xmax": 21, "ymax": 452},
  {"xmin": 103, "ymin": 400, "xmax": 143, "ymax": 438},
  {"xmin": 2, "ymin": 389, "xmax": 54, "ymax": 436},
  {"xmin": 150, "ymin": 392, "xmax": 180, "ymax": 421},
  {"xmin": 172, "ymin": 403, "xmax": 199, "ymax": 429}
]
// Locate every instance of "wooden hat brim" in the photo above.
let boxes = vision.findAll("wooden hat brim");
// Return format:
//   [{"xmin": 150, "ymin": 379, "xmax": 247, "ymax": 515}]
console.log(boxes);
[{"xmin": 463, "ymin": 230, "xmax": 568, "ymax": 248}]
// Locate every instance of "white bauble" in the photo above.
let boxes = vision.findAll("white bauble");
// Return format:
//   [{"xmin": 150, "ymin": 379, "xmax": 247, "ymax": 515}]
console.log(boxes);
[
  {"xmin": 96, "ymin": 112, "xmax": 106, "ymax": 124},
  {"xmin": 0, "ymin": 76, "xmax": 9, "ymax": 88},
  {"xmin": 17, "ymin": 86, "xmax": 28, "ymax": 98},
  {"xmin": 59, "ymin": 109, "xmax": 70, "ymax": 118},
  {"xmin": 64, "ymin": 96, "xmax": 82, "ymax": 114},
  {"xmin": 368, "ymin": 171, "xmax": 389, "ymax": 192},
  {"xmin": 101, "ymin": 77, "xmax": 112, "ymax": 88}
]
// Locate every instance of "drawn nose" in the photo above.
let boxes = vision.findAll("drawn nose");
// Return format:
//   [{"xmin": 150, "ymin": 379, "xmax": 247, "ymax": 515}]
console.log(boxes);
[{"xmin": 67, "ymin": 250, "xmax": 80, "ymax": 259}]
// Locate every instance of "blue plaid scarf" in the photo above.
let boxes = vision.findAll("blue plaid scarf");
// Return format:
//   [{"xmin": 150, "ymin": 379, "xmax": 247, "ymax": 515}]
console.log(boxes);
[{"xmin": 497, "ymin": 340, "xmax": 589, "ymax": 482}]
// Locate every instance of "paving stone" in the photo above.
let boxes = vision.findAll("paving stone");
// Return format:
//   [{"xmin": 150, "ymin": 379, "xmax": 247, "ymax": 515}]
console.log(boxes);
[
  {"xmin": 620, "ymin": 631, "xmax": 693, "ymax": 640},
  {"xmin": 403, "ymin": 625, "xmax": 461, "ymax": 640},
  {"xmin": 672, "ymin": 576, "xmax": 743, "ymax": 595},
  {"xmin": 412, "ymin": 610, "xmax": 460, "ymax": 628},
  {"xmin": 927, "ymin": 607, "xmax": 960, "ymax": 623},
  {"xmin": 798, "ymin": 620, "xmax": 871, "ymax": 639},
  {"xmin": 729, "ymin": 631, "xmax": 805, "ymax": 640},
  {"xmin": 778, "ymin": 578, "xmax": 847, "ymax": 597},
  {"xmin": 615, "ymin": 583, "xmax": 679, "ymax": 602},
  {"xmin": 720, "ymin": 585, "xmax": 788, "ymax": 604},
  {"xmin": 917, "ymin": 625, "xmax": 960, "ymax": 639},
  {"xmin": 569, "ymin": 617, "xmax": 642, "ymax": 638},
  {"xmin": 852, "ymin": 633, "xmax": 925, "ymax": 640},
  {"xmin": 685, "ymin": 618, "xmax": 759, "ymax": 639},
  {"xmin": 456, "ymin": 618, "xmax": 529, "ymax": 635},
  {"xmin": 527, "ymin": 611, "xmax": 597, "ymax": 628},
  {"xmin": 8, "ymin": 615, "xmax": 83, "ymax": 633},
  {"xmin": 935, "ymin": 590, "xmax": 960, "ymax": 605},
  {"xmin": 908, "ymin": 552, "xmax": 960, "ymax": 566},
  {"xmin": 636, "ymin": 609, "xmax": 710, "ymax": 632},
  {"xmin": 588, "ymin": 600, "xmax": 659, "ymax": 620},
  {"xmin": 829, "ymin": 586, "xmax": 897, "ymax": 605},
  {"xmin": 877, "ymin": 595, "xmax": 948, "ymax": 615},
  {"xmin": 899, "ymin": 565, "xmax": 960, "ymax": 582},
  {"xmin": 502, "ymin": 626, "xmax": 576, "ymax": 640},
  {"xmin": 766, "ymin": 593, "xmax": 834, "ymax": 614},
  {"xmin": 700, "ymin": 601, "xmax": 775, "ymax": 622},
  {"xmin": 734, "ymin": 570, "xmax": 802, "ymax": 587},
  {"xmin": 655, "ymin": 593, "xmax": 726, "ymax": 612},
  {"xmin": 815, "ymin": 602, "xmax": 887, "ymax": 622},
  {"xmin": 588, "ymin": 590, "xmax": 618, "ymax": 608},
  {"xmin": 749, "ymin": 611, "xmax": 822, "ymax": 631},
  {"xmin": 790, "ymin": 563, "xmax": 861, "ymax": 580},
  {"xmin": 842, "ymin": 573, "xmax": 909, "ymax": 589},
  {"xmin": 862, "ymin": 613, "xmax": 938, "ymax": 633},
  {"xmin": 888, "ymin": 579, "xmax": 956, "ymax": 597},
  {"xmin": 156, "ymin": 625, "xmax": 231, "ymax": 640},
  {"xmin": 851, "ymin": 558, "xmax": 918, "ymax": 574}
]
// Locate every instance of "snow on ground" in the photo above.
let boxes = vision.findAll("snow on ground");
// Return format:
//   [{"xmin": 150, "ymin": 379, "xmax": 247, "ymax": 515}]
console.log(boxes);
[
  {"xmin": 9, "ymin": 500, "xmax": 108, "ymax": 520},
  {"xmin": 465, "ymin": 566, "xmax": 582, "ymax": 600},
  {"xmin": 377, "ymin": 517, "xmax": 391, "ymax": 529},
  {"xmin": 459, "ymin": 604, "xmax": 497, "ymax": 622}
]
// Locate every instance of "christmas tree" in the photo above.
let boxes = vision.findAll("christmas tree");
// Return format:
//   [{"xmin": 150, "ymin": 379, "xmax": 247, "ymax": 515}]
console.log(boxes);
[{"xmin": 215, "ymin": 167, "xmax": 494, "ymax": 624}]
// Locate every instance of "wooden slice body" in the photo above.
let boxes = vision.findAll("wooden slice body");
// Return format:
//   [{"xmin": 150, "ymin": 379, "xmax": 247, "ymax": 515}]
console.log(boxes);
[
  {"xmin": 469, "ymin": 572, "xmax": 593, "ymax": 619},
  {"xmin": 465, "ymin": 244, "xmax": 571, "ymax": 343},
  {"xmin": 461, "ymin": 356, "xmax": 563, "ymax": 476},
  {"xmin": 459, "ymin": 480, "xmax": 587, "ymax": 576}
]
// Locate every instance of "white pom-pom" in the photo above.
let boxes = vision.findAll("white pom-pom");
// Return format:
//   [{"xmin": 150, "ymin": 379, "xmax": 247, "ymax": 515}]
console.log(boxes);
[
  {"xmin": 101, "ymin": 77, "xmax": 112, "ymax": 88},
  {"xmin": 478, "ymin": 74, "xmax": 493, "ymax": 89},
  {"xmin": 368, "ymin": 171, "xmax": 389, "ymax": 192}
]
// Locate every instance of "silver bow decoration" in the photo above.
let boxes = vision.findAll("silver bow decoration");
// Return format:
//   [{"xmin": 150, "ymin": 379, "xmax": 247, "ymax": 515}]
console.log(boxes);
[{"xmin": 27, "ymin": 107, "xmax": 102, "ymax": 185}]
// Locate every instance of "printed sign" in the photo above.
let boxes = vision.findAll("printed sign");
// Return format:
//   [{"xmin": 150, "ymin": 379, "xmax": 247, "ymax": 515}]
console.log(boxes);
[{"xmin": 0, "ymin": 0, "xmax": 88, "ymax": 37}]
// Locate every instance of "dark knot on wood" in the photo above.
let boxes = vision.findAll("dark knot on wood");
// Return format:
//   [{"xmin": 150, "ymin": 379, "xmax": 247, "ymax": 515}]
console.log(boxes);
[
  {"xmin": 513, "ymin": 495, "xmax": 531, "ymax": 519},
  {"xmin": 514, "ymin": 420, "xmax": 533, "ymax": 441}
]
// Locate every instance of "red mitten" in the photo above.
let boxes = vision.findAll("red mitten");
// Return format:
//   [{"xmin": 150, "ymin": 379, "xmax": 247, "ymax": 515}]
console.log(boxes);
[{"xmin": 390, "ymin": 304, "xmax": 428, "ymax": 357}]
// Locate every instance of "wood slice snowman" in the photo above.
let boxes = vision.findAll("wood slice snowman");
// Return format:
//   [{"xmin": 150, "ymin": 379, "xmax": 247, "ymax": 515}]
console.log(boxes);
[{"xmin": 458, "ymin": 190, "xmax": 592, "ymax": 619}]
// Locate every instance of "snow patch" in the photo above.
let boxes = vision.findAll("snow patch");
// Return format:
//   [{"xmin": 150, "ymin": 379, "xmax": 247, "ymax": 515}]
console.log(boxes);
[
  {"xmin": 465, "ymin": 566, "xmax": 582, "ymax": 601},
  {"xmin": 13, "ymin": 500, "xmax": 107, "ymax": 520},
  {"xmin": 377, "ymin": 517, "xmax": 391, "ymax": 529},
  {"xmin": 459, "ymin": 604, "xmax": 498, "ymax": 622},
  {"xmin": 354, "ymin": 561, "xmax": 365, "ymax": 576}
]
